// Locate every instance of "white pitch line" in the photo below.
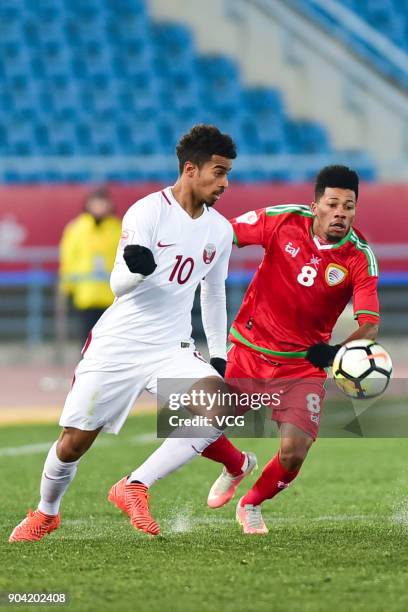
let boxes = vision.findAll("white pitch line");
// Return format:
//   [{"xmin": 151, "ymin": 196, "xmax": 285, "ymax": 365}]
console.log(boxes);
[
  {"xmin": 0, "ymin": 433, "xmax": 157, "ymax": 457},
  {"xmin": 61, "ymin": 514, "xmax": 382, "ymax": 529},
  {"xmin": 0, "ymin": 442, "xmax": 54, "ymax": 457},
  {"xmin": 0, "ymin": 514, "xmax": 388, "ymax": 535},
  {"xmin": 129, "ymin": 433, "xmax": 158, "ymax": 444},
  {"xmin": 162, "ymin": 514, "xmax": 381, "ymax": 525}
]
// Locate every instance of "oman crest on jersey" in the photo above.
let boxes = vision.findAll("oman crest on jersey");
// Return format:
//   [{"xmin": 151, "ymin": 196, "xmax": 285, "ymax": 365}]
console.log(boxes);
[
  {"xmin": 325, "ymin": 263, "xmax": 348, "ymax": 286},
  {"xmin": 203, "ymin": 243, "xmax": 216, "ymax": 264}
]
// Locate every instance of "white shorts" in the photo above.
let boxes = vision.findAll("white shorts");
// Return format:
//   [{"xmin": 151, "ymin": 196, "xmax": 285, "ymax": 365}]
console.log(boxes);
[{"xmin": 59, "ymin": 343, "xmax": 219, "ymax": 434}]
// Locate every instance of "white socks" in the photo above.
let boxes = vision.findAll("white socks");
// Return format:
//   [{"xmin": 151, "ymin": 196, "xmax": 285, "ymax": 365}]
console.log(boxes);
[
  {"xmin": 38, "ymin": 442, "xmax": 81, "ymax": 516},
  {"xmin": 128, "ymin": 426, "xmax": 222, "ymax": 487},
  {"xmin": 37, "ymin": 426, "xmax": 223, "ymax": 513}
]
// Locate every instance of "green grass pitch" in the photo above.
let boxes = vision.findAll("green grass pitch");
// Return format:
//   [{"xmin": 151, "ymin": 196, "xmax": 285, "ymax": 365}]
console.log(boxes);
[{"xmin": 1, "ymin": 414, "xmax": 408, "ymax": 612}]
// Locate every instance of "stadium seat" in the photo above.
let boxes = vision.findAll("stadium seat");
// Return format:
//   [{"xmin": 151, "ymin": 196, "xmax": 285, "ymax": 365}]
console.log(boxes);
[
  {"xmin": 117, "ymin": 76, "xmax": 160, "ymax": 119},
  {"xmin": 46, "ymin": 119, "xmax": 78, "ymax": 155},
  {"xmin": 87, "ymin": 121, "xmax": 120, "ymax": 156},
  {"xmin": 75, "ymin": 122, "xmax": 93, "ymax": 153},
  {"xmin": 110, "ymin": 0, "xmax": 146, "ymax": 14},
  {"xmin": 156, "ymin": 68, "xmax": 202, "ymax": 117},
  {"xmin": 243, "ymin": 88, "xmax": 285, "ymax": 116},
  {"xmin": 196, "ymin": 56, "xmax": 242, "ymax": 113},
  {"xmin": 6, "ymin": 118, "xmax": 37, "ymax": 155},
  {"xmin": 152, "ymin": 23, "xmax": 195, "ymax": 69}
]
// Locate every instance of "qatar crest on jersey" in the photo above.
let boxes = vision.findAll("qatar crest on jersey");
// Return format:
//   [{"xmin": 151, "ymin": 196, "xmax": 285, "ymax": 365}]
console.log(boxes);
[
  {"xmin": 203, "ymin": 243, "xmax": 216, "ymax": 264},
  {"xmin": 325, "ymin": 263, "xmax": 348, "ymax": 286}
]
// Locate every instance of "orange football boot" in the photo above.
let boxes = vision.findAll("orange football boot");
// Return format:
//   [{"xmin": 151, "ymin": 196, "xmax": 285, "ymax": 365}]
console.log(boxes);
[
  {"xmin": 9, "ymin": 509, "xmax": 61, "ymax": 542},
  {"xmin": 108, "ymin": 476, "xmax": 160, "ymax": 536}
]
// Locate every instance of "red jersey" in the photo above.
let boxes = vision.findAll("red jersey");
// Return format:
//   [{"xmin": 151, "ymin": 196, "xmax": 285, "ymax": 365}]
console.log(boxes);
[{"xmin": 229, "ymin": 204, "xmax": 380, "ymax": 360}]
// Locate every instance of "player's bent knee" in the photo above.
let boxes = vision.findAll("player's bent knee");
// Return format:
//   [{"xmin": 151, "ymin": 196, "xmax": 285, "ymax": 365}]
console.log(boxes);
[
  {"xmin": 279, "ymin": 447, "xmax": 309, "ymax": 471},
  {"xmin": 57, "ymin": 427, "xmax": 100, "ymax": 462}
]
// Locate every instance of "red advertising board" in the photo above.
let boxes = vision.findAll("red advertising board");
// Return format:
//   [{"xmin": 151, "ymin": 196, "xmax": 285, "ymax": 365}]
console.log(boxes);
[{"xmin": 0, "ymin": 183, "xmax": 407, "ymax": 274}]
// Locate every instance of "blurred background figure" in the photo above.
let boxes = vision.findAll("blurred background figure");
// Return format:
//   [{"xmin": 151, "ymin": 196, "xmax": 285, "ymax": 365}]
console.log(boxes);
[{"xmin": 59, "ymin": 188, "xmax": 121, "ymax": 345}]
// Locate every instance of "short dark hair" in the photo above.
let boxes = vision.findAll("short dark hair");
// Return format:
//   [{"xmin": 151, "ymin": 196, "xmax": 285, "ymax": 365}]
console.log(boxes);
[
  {"xmin": 314, "ymin": 165, "xmax": 359, "ymax": 201},
  {"xmin": 176, "ymin": 124, "xmax": 237, "ymax": 174}
]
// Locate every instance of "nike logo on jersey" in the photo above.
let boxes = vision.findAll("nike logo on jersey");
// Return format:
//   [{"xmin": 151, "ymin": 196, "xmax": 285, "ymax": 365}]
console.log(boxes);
[{"xmin": 157, "ymin": 241, "xmax": 175, "ymax": 248}]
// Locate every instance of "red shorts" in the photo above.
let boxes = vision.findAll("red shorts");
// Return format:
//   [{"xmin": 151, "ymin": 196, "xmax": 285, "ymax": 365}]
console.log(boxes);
[{"xmin": 225, "ymin": 343, "xmax": 327, "ymax": 439}]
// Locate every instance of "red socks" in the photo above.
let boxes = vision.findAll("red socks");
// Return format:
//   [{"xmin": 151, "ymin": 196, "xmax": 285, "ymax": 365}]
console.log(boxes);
[
  {"xmin": 203, "ymin": 439, "xmax": 301, "ymax": 504},
  {"xmin": 241, "ymin": 452, "xmax": 299, "ymax": 506},
  {"xmin": 201, "ymin": 435, "xmax": 246, "ymax": 476}
]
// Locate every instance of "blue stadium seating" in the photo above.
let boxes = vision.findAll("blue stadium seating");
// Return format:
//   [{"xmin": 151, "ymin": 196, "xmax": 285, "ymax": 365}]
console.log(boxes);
[
  {"xmin": 287, "ymin": 0, "xmax": 408, "ymax": 89},
  {"xmin": 0, "ymin": 0, "xmax": 377, "ymax": 181},
  {"xmin": 348, "ymin": 0, "xmax": 408, "ymax": 51}
]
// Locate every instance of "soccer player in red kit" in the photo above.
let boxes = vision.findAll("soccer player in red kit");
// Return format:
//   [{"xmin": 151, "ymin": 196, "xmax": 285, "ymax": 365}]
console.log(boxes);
[{"xmin": 202, "ymin": 165, "xmax": 380, "ymax": 534}]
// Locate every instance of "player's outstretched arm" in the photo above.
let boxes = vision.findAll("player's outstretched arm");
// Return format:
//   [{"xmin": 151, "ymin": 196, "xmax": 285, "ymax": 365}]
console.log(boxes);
[{"xmin": 342, "ymin": 322, "xmax": 379, "ymax": 343}]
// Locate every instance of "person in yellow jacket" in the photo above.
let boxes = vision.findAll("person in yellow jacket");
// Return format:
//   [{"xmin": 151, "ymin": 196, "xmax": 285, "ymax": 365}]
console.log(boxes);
[{"xmin": 59, "ymin": 188, "xmax": 122, "ymax": 344}]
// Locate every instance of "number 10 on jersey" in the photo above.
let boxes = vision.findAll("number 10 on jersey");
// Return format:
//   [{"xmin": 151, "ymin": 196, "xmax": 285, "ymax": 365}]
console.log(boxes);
[{"xmin": 169, "ymin": 256, "xmax": 195, "ymax": 284}]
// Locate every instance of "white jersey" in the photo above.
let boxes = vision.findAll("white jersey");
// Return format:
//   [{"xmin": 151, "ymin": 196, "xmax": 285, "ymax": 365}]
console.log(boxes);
[{"xmin": 85, "ymin": 186, "xmax": 233, "ymax": 362}]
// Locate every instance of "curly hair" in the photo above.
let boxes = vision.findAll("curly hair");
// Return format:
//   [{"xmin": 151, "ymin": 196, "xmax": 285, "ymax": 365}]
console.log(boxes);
[
  {"xmin": 176, "ymin": 124, "xmax": 237, "ymax": 174},
  {"xmin": 315, "ymin": 165, "xmax": 359, "ymax": 201}
]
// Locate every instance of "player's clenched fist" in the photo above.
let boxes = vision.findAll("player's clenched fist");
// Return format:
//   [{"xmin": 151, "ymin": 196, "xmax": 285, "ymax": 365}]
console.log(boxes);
[
  {"xmin": 123, "ymin": 245, "xmax": 157, "ymax": 276},
  {"xmin": 306, "ymin": 342, "xmax": 342, "ymax": 369},
  {"xmin": 210, "ymin": 357, "xmax": 227, "ymax": 377}
]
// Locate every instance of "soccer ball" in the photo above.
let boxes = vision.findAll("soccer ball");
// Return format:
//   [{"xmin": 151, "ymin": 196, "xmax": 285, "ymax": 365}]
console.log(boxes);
[{"xmin": 332, "ymin": 339, "xmax": 392, "ymax": 399}]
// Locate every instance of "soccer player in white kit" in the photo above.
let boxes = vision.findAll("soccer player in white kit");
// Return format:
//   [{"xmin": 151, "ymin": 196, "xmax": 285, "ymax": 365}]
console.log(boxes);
[{"xmin": 9, "ymin": 125, "xmax": 238, "ymax": 541}]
